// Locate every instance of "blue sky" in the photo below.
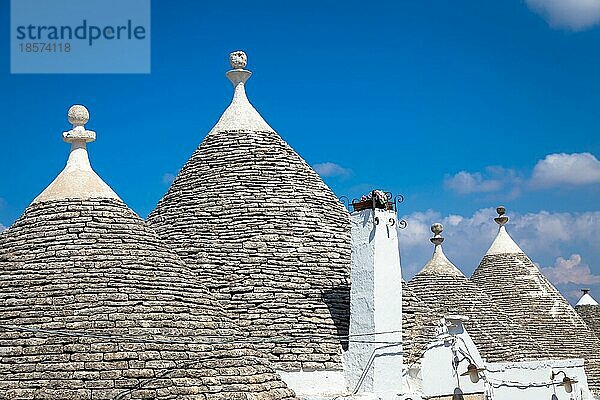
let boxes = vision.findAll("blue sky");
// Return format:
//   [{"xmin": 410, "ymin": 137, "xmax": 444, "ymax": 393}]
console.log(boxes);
[{"xmin": 1, "ymin": 0, "xmax": 600, "ymax": 302}]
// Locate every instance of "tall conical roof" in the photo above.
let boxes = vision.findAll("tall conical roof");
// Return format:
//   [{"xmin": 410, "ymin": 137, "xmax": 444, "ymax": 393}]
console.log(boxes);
[
  {"xmin": 148, "ymin": 52, "xmax": 351, "ymax": 372},
  {"xmin": 0, "ymin": 106, "xmax": 296, "ymax": 399},
  {"xmin": 409, "ymin": 223, "xmax": 547, "ymax": 363},
  {"xmin": 471, "ymin": 206, "xmax": 600, "ymax": 394}
]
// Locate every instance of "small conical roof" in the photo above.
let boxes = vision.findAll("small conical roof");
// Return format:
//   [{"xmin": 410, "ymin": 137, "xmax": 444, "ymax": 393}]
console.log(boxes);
[
  {"xmin": 148, "ymin": 52, "xmax": 351, "ymax": 372},
  {"xmin": 471, "ymin": 206, "xmax": 600, "ymax": 395},
  {"xmin": 0, "ymin": 106, "xmax": 296, "ymax": 400},
  {"xmin": 576, "ymin": 289, "xmax": 600, "ymax": 341},
  {"xmin": 409, "ymin": 223, "xmax": 545, "ymax": 363},
  {"xmin": 578, "ymin": 289, "xmax": 599, "ymax": 306}
]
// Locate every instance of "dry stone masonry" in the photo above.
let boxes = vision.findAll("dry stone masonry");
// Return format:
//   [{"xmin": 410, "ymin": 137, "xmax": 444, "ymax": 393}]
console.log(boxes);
[
  {"xmin": 0, "ymin": 106, "xmax": 297, "ymax": 400},
  {"xmin": 148, "ymin": 52, "xmax": 351, "ymax": 372},
  {"xmin": 408, "ymin": 223, "xmax": 549, "ymax": 363},
  {"xmin": 576, "ymin": 290, "xmax": 600, "ymax": 340},
  {"xmin": 3, "ymin": 54, "xmax": 599, "ymax": 400},
  {"xmin": 471, "ymin": 207, "xmax": 600, "ymax": 395}
]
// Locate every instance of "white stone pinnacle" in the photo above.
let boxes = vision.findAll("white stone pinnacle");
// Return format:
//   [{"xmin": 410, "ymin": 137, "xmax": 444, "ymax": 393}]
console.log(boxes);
[
  {"xmin": 32, "ymin": 105, "xmax": 120, "ymax": 204},
  {"xmin": 229, "ymin": 50, "xmax": 248, "ymax": 69},
  {"xmin": 577, "ymin": 289, "xmax": 599, "ymax": 306},
  {"xmin": 485, "ymin": 206, "xmax": 524, "ymax": 255},
  {"xmin": 419, "ymin": 223, "xmax": 464, "ymax": 276},
  {"xmin": 208, "ymin": 51, "xmax": 274, "ymax": 134}
]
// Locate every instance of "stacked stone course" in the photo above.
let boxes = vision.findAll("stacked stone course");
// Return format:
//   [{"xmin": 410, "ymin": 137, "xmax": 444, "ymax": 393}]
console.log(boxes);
[
  {"xmin": 0, "ymin": 197, "xmax": 297, "ymax": 399},
  {"xmin": 472, "ymin": 252, "xmax": 600, "ymax": 394},
  {"xmin": 148, "ymin": 54, "xmax": 351, "ymax": 372}
]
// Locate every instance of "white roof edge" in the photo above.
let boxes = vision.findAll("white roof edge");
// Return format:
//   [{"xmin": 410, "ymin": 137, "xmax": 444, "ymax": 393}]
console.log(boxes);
[{"xmin": 485, "ymin": 225, "xmax": 524, "ymax": 256}]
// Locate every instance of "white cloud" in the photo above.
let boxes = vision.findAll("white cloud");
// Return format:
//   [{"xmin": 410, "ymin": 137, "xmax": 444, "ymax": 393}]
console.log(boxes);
[
  {"xmin": 530, "ymin": 152, "xmax": 600, "ymax": 188},
  {"xmin": 444, "ymin": 171, "xmax": 502, "ymax": 194},
  {"xmin": 0, "ymin": 224, "xmax": 5, "ymax": 232},
  {"xmin": 444, "ymin": 166, "xmax": 521, "ymax": 196},
  {"xmin": 313, "ymin": 162, "xmax": 352, "ymax": 178},
  {"xmin": 162, "ymin": 173, "xmax": 176, "ymax": 185},
  {"xmin": 526, "ymin": 0, "xmax": 600, "ymax": 30},
  {"xmin": 398, "ymin": 208, "xmax": 600, "ymax": 301},
  {"xmin": 445, "ymin": 153, "xmax": 600, "ymax": 197},
  {"xmin": 540, "ymin": 254, "xmax": 600, "ymax": 285}
]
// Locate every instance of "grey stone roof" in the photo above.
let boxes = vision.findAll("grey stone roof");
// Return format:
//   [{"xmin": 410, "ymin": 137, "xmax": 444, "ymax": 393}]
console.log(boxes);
[
  {"xmin": 147, "ymin": 54, "xmax": 351, "ymax": 372},
  {"xmin": 402, "ymin": 282, "xmax": 440, "ymax": 366},
  {"xmin": 0, "ymin": 198, "xmax": 296, "ymax": 400},
  {"xmin": 408, "ymin": 260, "xmax": 547, "ymax": 363},
  {"xmin": 472, "ymin": 251, "xmax": 600, "ymax": 395},
  {"xmin": 576, "ymin": 305, "xmax": 600, "ymax": 340}
]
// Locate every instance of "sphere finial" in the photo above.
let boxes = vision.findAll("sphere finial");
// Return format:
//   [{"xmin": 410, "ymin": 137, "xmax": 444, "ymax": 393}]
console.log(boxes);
[
  {"xmin": 63, "ymin": 104, "xmax": 96, "ymax": 143},
  {"xmin": 430, "ymin": 223, "xmax": 444, "ymax": 246},
  {"xmin": 67, "ymin": 105, "xmax": 89, "ymax": 128},
  {"xmin": 494, "ymin": 205, "xmax": 509, "ymax": 226},
  {"xmin": 229, "ymin": 50, "xmax": 248, "ymax": 69}
]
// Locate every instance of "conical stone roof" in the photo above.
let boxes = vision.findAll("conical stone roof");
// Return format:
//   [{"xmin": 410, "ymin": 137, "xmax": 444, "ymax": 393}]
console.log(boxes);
[
  {"xmin": 0, "ymin": 106, "xmax": 296, "ymax": 400},
  {"xmin": 401, "ymin": 281, "xmax": 440, "ymax": 366},
  {"xmin": 576, "ymin": 290, "xmax": 600, "ymax": 340},
  {"xmin": 408, "ymin": 223, "xmax": 547, "ymax": 363},
  {"xmin": 471, "ymin": 207, "xmax": 600, "ymax": 394},
  {"xmin": 147, "ymin": 52, "xmax": 351, "ymax": 372}
]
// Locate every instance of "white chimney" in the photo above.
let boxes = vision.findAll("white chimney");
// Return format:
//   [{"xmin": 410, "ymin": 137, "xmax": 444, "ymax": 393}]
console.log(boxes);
[{"xmin": 343, "ymin": 193, "xmax": 403, "ymax": 399}]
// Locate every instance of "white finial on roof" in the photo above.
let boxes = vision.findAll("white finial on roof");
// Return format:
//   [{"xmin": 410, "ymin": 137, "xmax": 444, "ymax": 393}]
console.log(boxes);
[
  {"xmin": 229, "ymin": 50, "xmax": 248, "ymax": 69},
  {"xmin": 494, "ymin": 205, "xmax": 508, "ymax": 226},
  {"xmin": 209, "ymin": 51, "xmax": 274, "ymax": 134},
  {"xmin": 32, "ymin": 105, "xmax": 120, "ymax": 204},
  {"xmin": 577, "ymin": 289, "xmax": 599, "ymax": 306},
  {"xmin": 485, "ymin": 206, "xmax": 524, "ymax": 255},
  {"xmin": 430, "ymin": 222, "xmax": 444, "ymax": 245},
  {"xmin": 418, "ymin": 223, "xmax": 464, "ymax": 276},
  {"xmin": 63, "ymin": 105, "xmax": 96, "ymax": 143}
]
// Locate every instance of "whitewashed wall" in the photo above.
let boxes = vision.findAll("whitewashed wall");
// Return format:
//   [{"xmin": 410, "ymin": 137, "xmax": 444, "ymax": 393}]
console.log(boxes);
[{"xmin": 485, "ymin": 359, "xmax": 592, "ymax": 400}]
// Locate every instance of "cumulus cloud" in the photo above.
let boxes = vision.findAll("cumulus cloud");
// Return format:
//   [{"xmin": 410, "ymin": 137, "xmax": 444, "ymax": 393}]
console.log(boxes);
[
  {"xmin": 530, "ymin": 152, "xmax": 600, "ymax": 188},
  {"xmin": 445, "ymin": 153, "xmax": 600, "ymax": 197},
  {"xmin": 526, "ymin": 0, "xmax": 600, "ymax": 30},
  {"xmin": 313, "ymin": 162, "xmax": 352, "ymax": 178},
  {"xmin": 444, "ymin": 172, "xmax": 502, "ymax": 194},
  {"xmin": 0, "ymin": 224, "xmax": 5, "ymax": 232},
  {"xmin": 398, "ymin": 208, "xmax": 600, "ymax": 301},
  {"xmin": 444, "ymin": 166, "xmax": 521, "ymax": 196},
  {"xmin": 540, "ymin": 254, "xmax": 600, "ymax": 285},
  {"xmin": 162, "ymin": 173, "xmax": 176, "ymax": 185}
]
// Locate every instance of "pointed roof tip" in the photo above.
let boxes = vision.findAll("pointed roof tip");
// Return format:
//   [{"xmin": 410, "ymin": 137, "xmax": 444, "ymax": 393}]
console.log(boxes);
[
  {"xmin": 485, "ymin": 206, "xmax": 524, "ymax": 256},
  {"xmin": 418, "ymin": 223, "xmax": 464, "ymax": 277},
  {"xmin": 32, "ymin": 105, "xmax": 120, "ymax": 204},
  {"xmin": 209, "ymin": 50, "xmax": 274, "ymax": 134},
  {"xmin": 577, "ymin": 289, "xmax": 599, "ymax": 306}
]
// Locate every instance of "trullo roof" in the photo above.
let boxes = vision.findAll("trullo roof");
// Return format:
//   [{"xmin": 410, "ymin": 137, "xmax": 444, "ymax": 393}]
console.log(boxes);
[
  {"xmin": 147, "ymin": 52, "xmax": 351, "ymax": 372},
  {"xmin": 0, "ymin": 105, "xmax": 296, "ymax": 400},
  {"xmin": 576, "ymin": 289, "xmax": 600, "ymax": 340},
  {"xmin": 408, "ymin": 222, "xmax": 546, "ymax": 363},
  {"xmin": 470, "ymin": 206, "xmax": 600, "ymax": 395}
]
